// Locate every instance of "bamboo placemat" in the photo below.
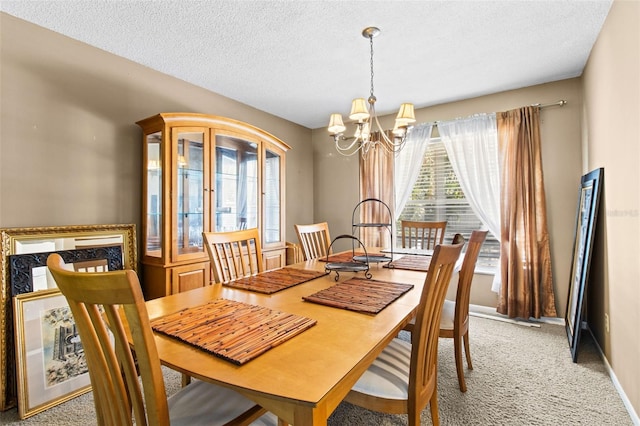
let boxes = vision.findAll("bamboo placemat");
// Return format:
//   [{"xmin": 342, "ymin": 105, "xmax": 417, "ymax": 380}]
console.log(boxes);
[
  {"xmin": 318, "ymin": 252, "xmax": 384, "ymax": 263},
  {"xmin": 384, "ymin": 255, "xmax": 433, "ymax": 272},
  {"xmin": 223, "ymin": 268, "xmax": 328, "ymax": 294},
  {"xmin": 382, "ymin": 248, "xmax": 434, "ymax": 256},
  {"xmin": 151, "ymin": 299, "xmax": 317, "ymax": 365},
  {"xmin": 302, "ymin": 278, "xmax": 414, "ymax": 314}
]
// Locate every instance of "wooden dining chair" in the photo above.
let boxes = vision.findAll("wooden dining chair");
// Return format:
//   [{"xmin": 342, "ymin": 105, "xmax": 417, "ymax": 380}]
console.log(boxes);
[
  {"xmin": 294, "ymin": 222, "xmax": 331, "ymax": 261},
  {"xmin": 344, "ymin": 241, "xmax": 464, "ymax": 426},
  {"xmin": 73, "ymin": 258, "xmax": 109, "ymax": 272},
  {"xmin": 203, "ymin": 228, "xmax": 264, "ymax": 284},
  {"xmin": 400, "ymin": 220, "xmax": 447, "ymax": 250},
  {"xmin": 46, "ymin": 253, "xmax": 276, "ymax": 426},
  {"xmin": 402, "ymin": 233, "xmax": 465, "ymax": 333},
  {"xmin": 439, "ymin": 229, "xmax": 488, "ymax": 392}
]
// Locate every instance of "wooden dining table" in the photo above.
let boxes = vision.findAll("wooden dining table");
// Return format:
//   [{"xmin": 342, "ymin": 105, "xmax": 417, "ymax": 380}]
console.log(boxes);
[{"xmin": 144, "ymin": 254, "xmax": 429, "ymax": 425}]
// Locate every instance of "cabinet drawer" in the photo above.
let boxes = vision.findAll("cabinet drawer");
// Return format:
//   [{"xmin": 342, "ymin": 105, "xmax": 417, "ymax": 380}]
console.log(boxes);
[
  {"xmin": 263, "ymin": 248, "xmax": 286, "ymax": 271},
  {"xmin": 171, "ymin": 262, "xmax": 211, "ymax": 294}
]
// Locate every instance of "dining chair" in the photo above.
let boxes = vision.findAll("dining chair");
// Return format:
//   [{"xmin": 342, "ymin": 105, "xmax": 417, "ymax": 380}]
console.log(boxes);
[
  {"xmin": 344, "ymin": 241, "xmax": 464, "ymax": 426},
  {"xmin": 294, "ymin": 222, "xmax": 332, "ymax": 261},
  {"xmin": 73, "ymin": 258, "xmax": 109, "ymax": 272},
  {"xmin": 403, "ymin": 233, "xmax": 465, "ymax": 333},
  {"xmin": 46, "ymin": 253, "xmax": 276, "ymax": 426},
  {"xmin": 400, "ymin": 220, "xmax": 447, "ymax": 250},
  {"xmin": 439, "ymin": 229, "xmax": 488, "ymax": 392},
  {"xmin": 285, "ymin": 241, "xmax": 305, "ymax": 264},
  {"xmin": 203, "ymin": 228, "xmax": 264, "ymax": 284}
]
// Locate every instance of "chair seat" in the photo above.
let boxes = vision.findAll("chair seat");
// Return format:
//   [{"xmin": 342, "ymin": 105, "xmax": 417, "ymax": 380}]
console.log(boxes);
[
  {"xmin": 405, "ymin": 269, "xmax": 459, "ymax": 331},
  {"xmin": 351, "ymin": 338, "xmax": 411, "ymax": 400},
  {"xmin": 406, "ymin": 299, "xmax": 455, "ymax": 331},
  {"xmin": 439, "ymin": 300, "xmax": 455, "ymax": 331},
  {"xmin": 169, "ymin": 379, "xmax": 277, "ymax": 426}
]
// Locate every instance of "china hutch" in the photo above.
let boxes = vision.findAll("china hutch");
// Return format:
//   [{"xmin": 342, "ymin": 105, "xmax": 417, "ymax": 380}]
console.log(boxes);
[{"xmin": 136, "ymin": 113, "xmax": 289, "ymax": 299}]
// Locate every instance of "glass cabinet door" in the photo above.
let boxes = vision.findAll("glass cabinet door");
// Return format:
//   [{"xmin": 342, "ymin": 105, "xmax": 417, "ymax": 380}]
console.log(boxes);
[
  {"xmin": 174, "ymin": 130, "xmax": 206, "ymax": 258},
  {"xmin": 215, "ymin": 135, "xmax": 258, "ymax": 232},
  {"xmin": 145, "ymin": 132, "xmax": 162, "ymax": 258},
  {"xmin": 263, "ymin": 148, "xmax": 282, "ymax": 244}
]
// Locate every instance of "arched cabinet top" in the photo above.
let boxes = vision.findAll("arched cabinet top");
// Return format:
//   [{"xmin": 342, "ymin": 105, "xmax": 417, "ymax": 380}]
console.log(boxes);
[{"xmin": 136, "ymin": 112, "xmax": 291, "ymax": 152}]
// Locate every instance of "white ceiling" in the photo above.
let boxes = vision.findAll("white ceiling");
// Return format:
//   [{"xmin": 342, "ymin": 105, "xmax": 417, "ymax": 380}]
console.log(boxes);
[{"xmin": 1, "ymin": 0, "xmax": 613, "ymax": 129}]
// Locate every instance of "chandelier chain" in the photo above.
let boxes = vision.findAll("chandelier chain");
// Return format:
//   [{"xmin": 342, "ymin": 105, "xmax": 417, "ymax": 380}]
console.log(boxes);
[{"xmin": 369, "ymin": 34, "xmax": 375, "ymax": 100}]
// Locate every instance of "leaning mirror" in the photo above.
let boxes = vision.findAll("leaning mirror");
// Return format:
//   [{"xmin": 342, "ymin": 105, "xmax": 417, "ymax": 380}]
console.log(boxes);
[{"xmin": 0, "ymin": 224, "xmax": 137, "ymax": 411}]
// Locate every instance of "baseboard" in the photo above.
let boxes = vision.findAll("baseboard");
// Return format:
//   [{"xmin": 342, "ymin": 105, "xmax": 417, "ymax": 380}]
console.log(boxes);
[
  {"xmin": 468, "ymin": 304, "xmax": 542, "ymax": 327},
  {"xmin": 469, "ymin": 304, "xmax": 564, "ymax": 327},
  {"xmin": 588, "ymin": 329, "xmax": 640, "ymax": 425},
  {"xmin": 468, "ymin": 304, "xmax": 566, "ymax": 327}
]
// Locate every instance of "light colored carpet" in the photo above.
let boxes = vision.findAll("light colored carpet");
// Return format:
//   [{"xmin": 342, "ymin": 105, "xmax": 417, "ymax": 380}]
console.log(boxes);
[{"xmin": 0, "ymin": 316, "xmax": 632, "ymax": 425}]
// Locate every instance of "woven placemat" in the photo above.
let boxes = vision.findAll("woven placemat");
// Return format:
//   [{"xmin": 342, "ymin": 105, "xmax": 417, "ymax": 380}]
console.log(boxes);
[
  {"xmin": 302, "ymin": 278, "xmax": 414, "ymax": 314},
  {"xmin": 151, "ymin": 299, "xmax": 317, "ymax": 365},
  {"xmin": 223, "ymin": 268, "xmax": 328, "ymax": 294},
  {"xmin": 384, "ymin": 255, "xmax": 432, "ymax": 272}
]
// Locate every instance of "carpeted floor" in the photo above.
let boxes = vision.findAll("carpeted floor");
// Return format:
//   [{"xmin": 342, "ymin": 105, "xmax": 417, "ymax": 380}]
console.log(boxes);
[{"xmin": 0, "ymin": 315, "xmax": 633, "ymax": 425}]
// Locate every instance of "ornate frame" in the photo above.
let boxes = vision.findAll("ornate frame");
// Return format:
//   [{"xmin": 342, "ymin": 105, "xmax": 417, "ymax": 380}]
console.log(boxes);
[
  {"xmin": 0, "ymin": 224, "xmax": 136, "ymax": 411},
  {"xmin": 13, "ymin": 289, "xmax": 92, "ymax": 419}
]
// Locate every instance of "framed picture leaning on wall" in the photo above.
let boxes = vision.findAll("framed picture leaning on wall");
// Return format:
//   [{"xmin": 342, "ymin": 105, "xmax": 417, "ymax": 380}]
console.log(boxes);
[
  {"xmin": 0, "ymin": 223, "xmax": 136, "ymax": 411},
  {"xmin": 565, "ymin": 168, "xmax": 603, "ymax": 363},
  {"xmin": 13, "ymin": 289, "xmax": 91, "ymax": 419}
]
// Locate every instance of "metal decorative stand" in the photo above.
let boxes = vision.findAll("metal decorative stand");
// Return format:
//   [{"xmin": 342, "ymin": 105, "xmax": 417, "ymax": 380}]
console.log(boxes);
[
  {"xmin": 324, "ymin": 235, "xmax": 372, "ymax": 281},
  {"xmin": 351, "ymin": 198, "xmax": 393, "ymax": 267}
]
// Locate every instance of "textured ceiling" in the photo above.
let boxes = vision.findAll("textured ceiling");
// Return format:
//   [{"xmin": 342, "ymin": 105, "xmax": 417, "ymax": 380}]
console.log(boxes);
[{"xmin": 1, "ymin": 1, "xmax": 613, "ymax": 129}]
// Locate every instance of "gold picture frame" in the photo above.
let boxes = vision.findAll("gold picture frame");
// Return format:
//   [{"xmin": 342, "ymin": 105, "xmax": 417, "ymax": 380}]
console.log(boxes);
[
  {"xmin": 0, "ymin": 224, "xmax": 137, "ymax": 411},
  {"xmin": 13, "ymin": 289, "xmax": 91, "ymax": 419}
]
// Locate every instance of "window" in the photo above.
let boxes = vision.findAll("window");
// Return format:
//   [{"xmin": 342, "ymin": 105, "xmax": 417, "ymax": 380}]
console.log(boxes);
[{"xmin": 397, "ymin": 138, "xmax": 499, "ymax": 268}]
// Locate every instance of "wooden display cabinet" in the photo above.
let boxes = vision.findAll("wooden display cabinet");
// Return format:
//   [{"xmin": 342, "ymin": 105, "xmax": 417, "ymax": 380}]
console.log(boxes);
[{"xmin": 137, "ymin": 113, "xmax": 289, "ymax": 299}]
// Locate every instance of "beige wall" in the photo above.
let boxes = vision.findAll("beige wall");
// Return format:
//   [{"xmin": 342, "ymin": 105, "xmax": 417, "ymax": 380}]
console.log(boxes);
[
  {"xmin": 0, "ymin": 14, "xmax": 315, "ymax": 244},
  {"xmin": 312, "ymin": 78, "xmax": 584, "ymax": 315},
  {"xmin": 582, "ymin": 0, "xmax": 640, "ymax": 417}
]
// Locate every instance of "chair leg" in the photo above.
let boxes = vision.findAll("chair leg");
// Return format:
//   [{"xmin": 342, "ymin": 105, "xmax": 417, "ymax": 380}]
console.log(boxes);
[
  {"xmin": 429, "ymin": 386, "xmax": 440, "ymax": 426},
  {"xmin": 454, "ymin": 334, "xmax": 467, "ymax": 392},
  {"xmin": 181, "ymin": 373, "xmax": 191, "ymax": 387},
  {"xmin": 463, "ymin": 331, "xmax": 473, "ymax": 370}
]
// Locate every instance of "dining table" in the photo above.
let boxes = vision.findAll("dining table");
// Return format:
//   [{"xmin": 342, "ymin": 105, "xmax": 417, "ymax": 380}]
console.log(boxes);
[{"xmin": 143, "ymin": 252, "xmax": 430, "ymax": 425}]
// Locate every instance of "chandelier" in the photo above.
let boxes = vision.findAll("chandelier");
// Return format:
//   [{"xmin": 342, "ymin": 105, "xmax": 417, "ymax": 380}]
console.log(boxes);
[{"xmin": 328, "ymin": 27, "xmax": 415, "ymax": 157}]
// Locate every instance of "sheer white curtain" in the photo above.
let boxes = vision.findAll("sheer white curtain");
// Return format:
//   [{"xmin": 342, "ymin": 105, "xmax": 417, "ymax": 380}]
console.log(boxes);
[
  {"xmin": 394, "ymin": 123, "xmax": 433, "ymax": 220},
  {"xmin": 438, "ymin": 113, "xmax": 502, "ymax": 291}
]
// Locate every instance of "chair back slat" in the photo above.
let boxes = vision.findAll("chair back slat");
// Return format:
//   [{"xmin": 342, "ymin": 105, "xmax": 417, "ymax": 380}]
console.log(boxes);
[
  {"xmin": 400, "ymin": 220, "xmax": 447, "ymax": 250},
  {"xmin": 47, "ymin": 253, "xmax": 170, "ymax": 426},
  {"xmin": 203, "ymin": 228, "xmax": 264, "ymax": 284},
  {"xmin": 295, "ymin": 222, "xmax": 332, "ymax": 261},
  {"xmin": 409, "ymin": 241, "xmax": 464, "ymax": 410},
  {"xmin": 455, "ymin": 230, "xmax": 488, "ymax": 328}
]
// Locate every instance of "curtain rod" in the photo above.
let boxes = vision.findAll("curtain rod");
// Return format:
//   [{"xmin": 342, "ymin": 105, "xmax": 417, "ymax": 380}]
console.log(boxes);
[
  {"xmin": 533, "ymin": 100, "xmax": 567, "ymax": 109},
  {"xmin": 429, "ymin": 99, "xmax": 568, "ymax": 127}
]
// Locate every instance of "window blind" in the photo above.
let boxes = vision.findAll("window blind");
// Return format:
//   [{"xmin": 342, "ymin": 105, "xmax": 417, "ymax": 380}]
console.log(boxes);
[{"xmin": 397, "ymin": 139, "xmax": 499, "ymax": 267}]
